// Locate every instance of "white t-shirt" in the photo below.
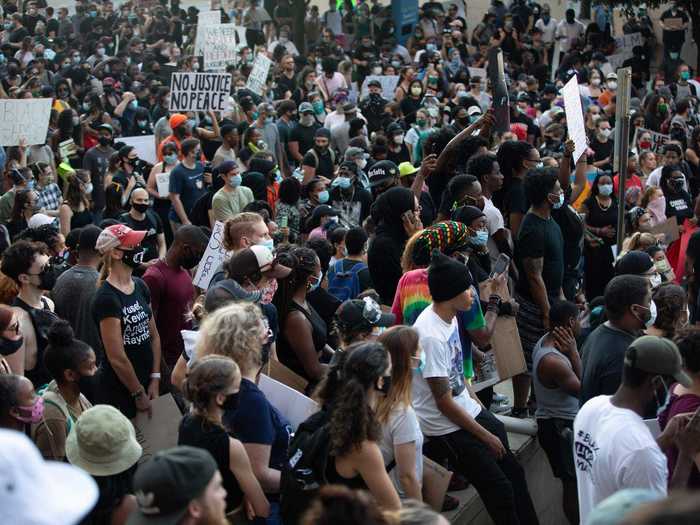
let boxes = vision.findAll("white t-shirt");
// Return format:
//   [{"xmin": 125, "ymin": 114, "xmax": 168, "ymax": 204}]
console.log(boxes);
[
  {"xmin": 483, "ymin": 196, "xmax": 504, "ymax": 265},
  {"xmin": 535, "ymin": 17, "xmax": 558, "ymax": 43},
  {"xmin": 411, "ymin": 305, "xmax": 482, "ymax": 436},
  {"xmin": 379, "ymin": 405, "xmax": 424, "ymax": 498},
  {"xmin": 646, "ymin": 166, "xmax": 688, "ymax": 192},
  {"xmin": 574, "ymin": 396, "xmax": 668, "ymax": 523}
]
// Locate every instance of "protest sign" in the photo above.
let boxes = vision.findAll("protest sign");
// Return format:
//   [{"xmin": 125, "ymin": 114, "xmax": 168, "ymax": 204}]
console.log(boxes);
[
  {"xmin": 360, "ymin": 75, "xmax": 400, "ymax": 100},
  {"xmin": 59, "ymin": 138, "xmax": 77, "ymax": 160},
  {"xmin": 0, "ymin": 98, "xmax": 51, "ymax": 146},
  {"xmin": 665, "ymin": 17, "xmax": 684, "ymax": 30},
  {"xmin": 607, "ymin": 52, "xmax": 629, "ymax": 71},
  {"xmin": 170, "ymin": 72, "xmax": 232, "ymax": 112},
  {"xmin": 155, "ymin": 172, "xmax": 170, "ymax": 198},
  {"xmin": 632, "ymin": 127, "xmax": 670, "ymax": 154},
  {"xmin": 194, "ymin": 10, "xmax": 221, "ymax": 56},
  {"xmin": 192, "ymin": 221, "xmax": 230, "ymax": 289},
  {"xmin": 615, "ymin": 32, "xmax": 642, "ymax": 52},
  {"xmin": 562, "ymin": 75, "xmax": 587, "ymax": 163},
  {"xmin": 245, "ymin": 54, "xmax": 273, "ymax": 95},
  {"xmin": 131, "ymin": 394, "xmax": 182, "ymax": 464},
  {"xmin": 201, "ymin": 24, "xmax": 243, "ymax": 70},
  {"xmin": 259, "ymin": 374, "xmax": 318, "ymax": 431},
  {"xmin": 650, "ymin": 217, "xmax": 680, "ymax": 246},
  {"xmin": 468, "ymin": 67, "xmax": 487, "ymax": 81},
  {"xmin": 267, "ymin": 358, "xmax": 308, "ymax": 393},
  {"xmin": 422, "ymin": 457, "xmax": 453, "ymax": 512},
  {"xmin": 122, "ymin": 135, "xmax": 157, "ymax": 165}
]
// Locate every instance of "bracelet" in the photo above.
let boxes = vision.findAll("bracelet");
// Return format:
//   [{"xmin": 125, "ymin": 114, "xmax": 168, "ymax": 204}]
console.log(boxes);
[
  {"xmin": 150, "ymin": 373, "xmax": 161, "ymax": 380},
  {"xmin": 131, "ymin": 388, "xmax": 145, "ymax": 399}
]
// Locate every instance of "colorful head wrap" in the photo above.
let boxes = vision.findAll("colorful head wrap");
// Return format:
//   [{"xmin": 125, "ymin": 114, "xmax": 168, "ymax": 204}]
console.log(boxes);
[{"xmin": 411, "ymin": 221, "xmax": 470, "ymax": 267}]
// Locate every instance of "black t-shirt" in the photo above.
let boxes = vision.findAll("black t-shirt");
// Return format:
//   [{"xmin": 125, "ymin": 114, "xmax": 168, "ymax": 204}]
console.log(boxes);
[
  {"xmin": 118, "ymin": 210, "xmax": 163, "ymax": 263},
  {"xmin": 93, "ymin": 278, "xmax": 153, "ymax": 418},
  {"xmin": 9, "ymin": 26, "xmax": 29, "ymax": 43},
  {"xmin": 580, "ymin": 323, "xmax": 635, "ymax": 405},
  {"xmin": 515, "ymin": 212, "xmax": 564, "ymax": 301},
  {"xmin": 290, "ymin": 122, "xmax": 320, "ymax": 156},
  {"xmin": 665, "ymin": 190, "xmax": 694, "ymax": 222},
  {"xmin": 303, "ymin": 148, "xmax": 335, "ymax": 179},
  {"xmin": 503, "ymin": 178, "xmax": 528, "ymax": 230},
  {"xmin": 589, "ymin": 137, "xmax": 613, "ymax": 171},
  {"xmin": 387, "ymin": 144, "xmax": 411, "ymax": 165}
]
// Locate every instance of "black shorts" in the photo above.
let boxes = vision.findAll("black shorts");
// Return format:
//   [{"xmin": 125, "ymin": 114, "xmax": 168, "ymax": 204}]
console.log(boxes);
[{"xmin": 537, "ymin": 417, "xmax": 576, "ymax": 481}]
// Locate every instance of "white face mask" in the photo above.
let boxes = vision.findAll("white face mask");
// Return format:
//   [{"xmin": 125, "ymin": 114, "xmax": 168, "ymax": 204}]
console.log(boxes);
[
  {"xmin": 356, "ymin": 158, "xmax": 367, "ymax": 170},
  {"xmin": 607, "ymin": 81, "xmax": 617, "ymax": 91},
  {"xmin": 590, "ymin": 77, "xmax": 601, "ymax": 86},
  {"xmin": 393, "ymin": 134, "xmax": 404, "ymax": 144}
]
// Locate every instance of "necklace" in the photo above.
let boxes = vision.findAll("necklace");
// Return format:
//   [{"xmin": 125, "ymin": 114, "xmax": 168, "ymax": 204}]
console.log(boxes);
[{"xmin": 596, "ymin": 195, "xmax": 611, "ymax": 211}]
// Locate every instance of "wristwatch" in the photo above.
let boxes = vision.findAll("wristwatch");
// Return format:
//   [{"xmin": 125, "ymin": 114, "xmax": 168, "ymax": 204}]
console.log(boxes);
[{"xmin": 131, "ymin": 387, "xmax": 145, "ymax": 399}]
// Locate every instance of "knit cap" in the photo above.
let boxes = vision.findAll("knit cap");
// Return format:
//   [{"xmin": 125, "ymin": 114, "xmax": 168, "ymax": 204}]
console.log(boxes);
[{"xmin": 428, "ymin": 249, "xmax": 473, "ymax": 302}]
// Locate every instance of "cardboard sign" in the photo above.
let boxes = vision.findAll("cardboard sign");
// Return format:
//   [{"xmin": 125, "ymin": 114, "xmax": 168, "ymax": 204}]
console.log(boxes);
[
  {"xmin": 487, "ymin": 47, "xmax": 509, "ymax": 134},
  {"xmin": 562, "ymin": 75, "xmax": 587, "ymax": 164},
  {"xmin": 267, "ymin": 358, "xmax": 308, "ymax": 394},
  {"xmin": 422, "ymin": 456, "xmax": 453, "ymax": 512},
  {"xmin": 59, "ymin": 138, "xmax": 77, "ymax": 159},
  {"xmin": 665, "ymin": 17, "xmax": 684, "ymax": 30},
  {"xmin": 170, "ymin": 72, "xmax": 232, "ymax": 112},
  {"xmin": 0, "ymin": 98, "xmax": 51, "ymax": 146},
  {"xmin": 201, "ymin": 24, "xmax": 245, "ymax": 70},
  {"xmin": 632, "ymin": 127, "xmax": 670, "ymax": 154},
  {"xmin": 131, "ymin": 394, "xmax": 182, "ymax": 464},
  {"xmin": 245, "ymin": 54, "xmax": 273, "ymax": 96},
  {"xmin": 122, "ymin": 135, "xmax": 157, "ymax": 165},
  {"xmin": 259, "ymin": 373, "xmax": 318, "ymax": 431},
  {"xmin": 468, "ymin": 67, "xmax": 487, "ymax": 82},
  {"xmin": 194, "ymin": 10, "xmax": 222, "ymax": 56},
  {"xmin": 479, "ymin": 279, "xmax": 526, "ymax": 381},
  {"xmin": 192, "ymin": 221, "xmax": 231, "ymax": 289},
  {"xmin": 360, "ymin": 75, "xmax": 400, "ymax": 100},
  {"xmin": 155, "ymin": 171, "xmax": 170, "ymax": 198},
  {"xmin": 649, "ymin": 217, "xmax": 680, "ymax": 246},
  {"xmin": 615, "ymin": 32, "xmax": 643, "ymax": 51}
]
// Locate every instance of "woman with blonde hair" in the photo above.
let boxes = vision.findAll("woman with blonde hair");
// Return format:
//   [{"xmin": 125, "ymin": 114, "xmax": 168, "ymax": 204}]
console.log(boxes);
[
  {"xmin": 376, "ymin": 326, "xmax": 424, "ymax": 501},
  {"xmin": 179, "ymin": 355, "xmax": 270, "ymax": 519},
  {"xmin": 58, "ymin": 170, "xmax": 93, "ymax": 237},
  {"xmin": 195, "ymin": 302, "xmax": 290, "ymax": 524}
]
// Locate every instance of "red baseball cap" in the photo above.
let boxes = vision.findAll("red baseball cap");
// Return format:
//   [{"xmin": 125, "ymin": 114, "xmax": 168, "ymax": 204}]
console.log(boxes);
[{"xmin": 95, "ymin": 224, "xmax": 147, "ymax": 254}]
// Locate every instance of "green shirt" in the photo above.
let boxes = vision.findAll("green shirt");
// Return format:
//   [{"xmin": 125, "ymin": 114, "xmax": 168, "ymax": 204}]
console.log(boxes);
[{"xmin": 212, "ymin": 186, "xmax": 254, "ymax": 223}]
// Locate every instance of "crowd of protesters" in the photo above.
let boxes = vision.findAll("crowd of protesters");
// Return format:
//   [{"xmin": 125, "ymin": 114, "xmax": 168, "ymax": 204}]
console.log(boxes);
[{"xmin": 1, "ymin": 0, "xmax": 700, "ymax": 524}]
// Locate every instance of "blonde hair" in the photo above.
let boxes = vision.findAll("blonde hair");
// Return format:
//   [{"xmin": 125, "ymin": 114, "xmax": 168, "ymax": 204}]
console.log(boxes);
[
  {"xmin": 196, "ymin": 302, "xmax": 265, "ymax": 374},
  {"xmin": 182, "ymin": 355, "xmax": 240, "ymax": 425},
  {"xmin": 620, "ymin": 232, "xmax": 657, "ymax": 257},
  {"xmin": 97, "ymin": 252, "xmax": 113, "ymax": 288},
  {"xmin": 223, "ymin": 212, "xmax": 264, "ymax": 251},
  {"xmin": 400, "ymin": 229, "xmax": 425, "ymax": 273},
  {"xmin": 375, "ymin": 326, "xmax": 419, "ymax": 424}
]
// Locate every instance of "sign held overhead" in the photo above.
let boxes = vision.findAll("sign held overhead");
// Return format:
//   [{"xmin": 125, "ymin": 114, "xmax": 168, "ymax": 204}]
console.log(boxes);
[{"xmin": 169, "ymin": 72, "xmax": 232, "ymax": 112}]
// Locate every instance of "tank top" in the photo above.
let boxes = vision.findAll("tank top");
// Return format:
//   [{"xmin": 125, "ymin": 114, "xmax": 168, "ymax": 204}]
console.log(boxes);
[
  {"xmin": 12, "ymin": 296, "xmax": 57, "ymax": 388},
  {"xmin": 278, "ymin": 301, "xmax": 327, "ymax": 381},
  {"xmin": 70, "ymin": 207, "xmax": 94, "ymax": 230},
  {"xmin": 178, "ymin": 414, "xmax": 244, "ymax": 512},
  {"xmin": 532, "ymin": 334, "xmax": 579, "ymax": 420},
  {"xmin": 325, "ymin": 455, "xmax": 368, "ymax": 491}
]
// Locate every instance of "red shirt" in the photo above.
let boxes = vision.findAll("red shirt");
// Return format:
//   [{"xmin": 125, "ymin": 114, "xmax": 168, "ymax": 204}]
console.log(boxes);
[{"xmin": 613, "ymin": 173, "xmax": 643, "ymax": 194}]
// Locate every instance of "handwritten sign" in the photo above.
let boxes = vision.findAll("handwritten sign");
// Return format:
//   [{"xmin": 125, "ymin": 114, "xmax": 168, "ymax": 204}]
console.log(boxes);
[
  {"xmin": 122, "ymin": 135, "xmax": 157, "ymax": 165},
  {"xmin": 259, "ymin": 374, "xmax": 318, "ymax": 431},
  {"xmin": 632, "ymin": 127, "xmax": 670, "ymax": 154},
  {"xmin": 194, "ymin": 10, "xmax": 221, "ymax": 56},
  {"xmin": 649, "ymin": 217, "xmax": 680, "ymax": 246},
  {"xmin": 245, "ymin": 53, "xmax": 273, "ymax": 96},
  {"xmin": 131, "ymin": 394, "xmax": 182, "ymax": 464},
  {"xmin": 360, "ymin": 75, "xmax": 400, "ymax": 100},
  {"xmin": 615, "ymin": 32, "xmax": 643, "ymax": 51},
  {"xmin": 202, "ymin": 24, "xmax": 245, "ymax": 70},
  {"xmin": 170, "ymin": 72, "xmax": 232, "ymax": 112},
  {"xmin": 155, "ymin": 171, "xmax": 170, "ymax": 198},
  {"xmin": 59, "ymin": 138, "xmax": 77, "ymax": 160},
  {"xmin": 562, "ymin": 75, "xmax": 587, "ymax": 164},
  {"xmin": 193, "ymin": 220, "xmax": 230, "ymax": 289},
  {"xmin": 0, "ymin": 98, "xmax": 51, "ymax": 146}
]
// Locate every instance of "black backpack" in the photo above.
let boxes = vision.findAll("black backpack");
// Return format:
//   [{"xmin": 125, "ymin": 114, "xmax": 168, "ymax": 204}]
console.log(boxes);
[{"xmin": 280, "ymin": 411, "xmax": 331, "ymax": 525}]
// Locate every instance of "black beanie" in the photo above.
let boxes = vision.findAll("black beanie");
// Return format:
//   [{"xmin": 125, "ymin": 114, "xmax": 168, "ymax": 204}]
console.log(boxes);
[
  {"xmin": 614, "ymin": 250, "xmax": 653, "ymax": 276},
  {"xmin": 428, "ymin": 249, "xmax": 473, "ymax": 302}
]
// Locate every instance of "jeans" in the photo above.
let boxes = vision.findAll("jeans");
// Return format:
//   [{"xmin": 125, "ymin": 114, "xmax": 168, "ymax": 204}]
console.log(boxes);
[{"xmin": 426, "ymin": 410, "xmax": 539, "ymax": 525}]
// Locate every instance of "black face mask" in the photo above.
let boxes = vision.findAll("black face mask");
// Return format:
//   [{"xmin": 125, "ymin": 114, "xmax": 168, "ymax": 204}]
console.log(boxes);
[
  {"xmin": 375, "ymin": 375, "xmax": 392, "ymax": 394},
  {"xmin": 34, "ymin": 265, "xmax": 57, "ymax": 291},
  {"xmin": 180, "ymin": 249, "xmax": 201, "ymax": 270},
  {"xmin": 119, "ymin": 248, "xmax": 145, "ymax": 268},
  {"xmin": 221, "ymin": 392, "xmax": 239, "ymax": 411},
  {"xmin": 132, "ymin": 203, "xmax": 149, "ymax": 214},
  {"xmin": 0, "ymin": 336, "xmax": 23, "ymax": 356},
  {"xmin": 77, "ymin": 373, "xmax": 95, "ymax": 394},
  {"xmin": 98, "ymin": 136, "xmax": 112, "ymax": 147}
]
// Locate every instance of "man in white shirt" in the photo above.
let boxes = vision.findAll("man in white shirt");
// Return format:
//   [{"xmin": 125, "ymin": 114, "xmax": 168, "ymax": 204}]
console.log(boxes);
[
  {"xmin": 645, "ymin": 143, "xmax": 689, "ymax": 191},
  {"xmin": 574, "ymin": 335, "xmax": 699, "ymax": 523},
  {"xmin": 322, "ymin": 0, "xmax": 342, "ymax": 36},
  {"xmin": 534, "ymin": 4, "xmax": 557, "ymax": 45},
  {"xmin": 413, "ymin": 251, "xmax": 538, "ymax": 525},
  {"xmin": 555, "ymin": 9, "xmax": 585, "ymax": 54}
]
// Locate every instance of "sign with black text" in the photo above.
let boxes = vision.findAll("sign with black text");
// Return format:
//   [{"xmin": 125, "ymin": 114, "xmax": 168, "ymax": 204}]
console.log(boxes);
[{"xmin": 169, "ymin": 72, "xmax": 232, "ymax": 112}]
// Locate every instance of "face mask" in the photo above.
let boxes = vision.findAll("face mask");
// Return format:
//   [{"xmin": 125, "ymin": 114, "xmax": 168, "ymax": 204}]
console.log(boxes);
[
  {"xmin": 416, "ymin": 118, "xmax": 427, "ymax": 127},
  {"xmin": 26, "ymin": 180, "xmax": 35, "ymax": 191},
  {"xmin": 180, "ymin": 249, "xmax": 201, "ymax": 270},
  {"xmin": 410, "ymin": 86, "xmax": 422, "ymax": 96},
  {"xmin": 655, "ymin": 258, "xmax": 671, "ymax": 274},
  {"xmin": 132, "ymin": 203, "xmax": 149, "ymax": 213},
  {"xmin": 333, "ymin": 176, "xmax": 352, "ymax": 189},
  {"xmin": 137, "ymin": 120, "xmax": 147, "ymax": 128},
  {"xmin": 551, "ymin": 192, "xmax": 564, "ymax": 209},
  {"xmin": 72, "ymin": 116, "xmax": 80, "ymax": 126},
  {"xmin": 607, "ymin": 81, "xmax": 617, "ymax": 91},
  {"xmin": 228, "ymin": 174, "xmax": 242, "ymax": 187},
  {"xmin": 649, "ymin": 273, "xmax": 662, "ymax": 289},
  {"xmin": 119, "ymin": 247, "xmax": 145, "ymax": 269},
  {"xmin": 590, "ymin": 77, "xmax": 601, "ymax": 87},
  {"xmin": 634, "ymin": 300, "xmax": 657, "ymax": 328},
  {"xmin": 670, "ymin": 178, "xmax": 684, "ymax": 191},
  {"xmin": 257, "ymin": 238, "xmax": 274, "ymax": 252},
  {"xmin": 265, "ymin": 116, "xmax": 274, "ymax": 125},
  {"xmin": 221, "ymin": 392, "xmax": 239, "ymax": 411},
  {"xmin": 73, "ymin": 55, "xmax": 81, "ymax": 64},
  {"xmin": 471, "ymin": 229, "xmax": 489, "ymax": 246},
  {"xmin": 300, "ymin": 114, "xmax": 314, "ymax": 126},
  {"xmin": 0, "ymin": 336, "xmax": 23, "ymax": 356},
  {"xmin": 372, "ymin": 66, "xmax": 383, "ymax": 75},
  {"xmin": 598, "ymin": 183, "xmax": 613, "ymax": 196},
  {"xmin": 670, "ymin": 52, "xmax": 680, "ymax": 60},
  {"xmin": 639, "ymin": 140, "xmax": 652, "ymax": 150},
  {"xmin": 375, "ymin": 375, "xmax": 392, "ymax": 394},
  {"xmin": 681, "ymin": 71, "xmax": 690, "ymax": 81},
  {"xmin": 32, "ymin": 265, "xmax": 57, "ymax": 291},
  {"xmin": 84, "ymin": 182, "xmax": 94, "ymax": 195},
  {"xmin": 96, "ymin": 48, "xmax": 105, "ymax": 56},
  {"xmin": 98, "ymin": 136, "xmax": 112, "ymax": 147},
  {"xmin": 308, "ymin": 273, "xmax": 322, "ymax": 292},
  {"xmin": 312, "ymin": 100, "xmax": 325, "ymax": 114},
  {"xmin": 356, "ymin": 158, "xmax": 367, "ymax": 170},
  {"xmin": 393, "ymin": 134, "xmax": 404, "ymax": 144},
  {"xmin": 76, "ymin": 373, "xmax": 95, "ymax": 394},
  {"xmin": 658, "ymin": 103, "xmax": 668, "ymax": 113},
  {"xmin": 426, "ymin": 43, "xmax": 437, "ymax": 53},
  {"xmin": 317, "ymin": 190, "xmax": 329, "ymax": 203},
  {"xmin": 164, "ymin": 154, "xmax": 178, "ymax": 165},
  {"xmin": 14, "ymin": 397, "xmax": 44, "ymax": 424}
]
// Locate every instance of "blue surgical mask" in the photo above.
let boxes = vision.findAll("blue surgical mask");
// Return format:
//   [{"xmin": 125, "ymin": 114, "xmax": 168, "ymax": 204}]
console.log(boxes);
[
  {"xmin": 598, "ymin": 183, "xmax": 613, "ymax": 196},
  {"xmin": 26, "ymin": 180, "xmax": 35, "ymax": 190},
  {"xmin": 164, "ymin": 154, "xmax": 178, "ymax": 165},
  {"xmin": 472, "ymin": 229, "xmax": 489, "ymax": 246},
  {"xmin": 228, "ymin": 174, "xmax": 242, "ymax": 187},
  {"xmin": 317, "ymin": 190, "xmax": 329, "ymax": 204},
  {"xmin": 265, "ymin": 116, "xmax": 274, "ymax": 125},
  {"xmin": 275, "ymin": 170, "xmax": 283, "ymax": 184},
  {"xmin": 309, "ymin": 273, "xmax": 322, "ymax": 292},
  {"xmin": 552, "ymin": 193, "xmax": 564, "ymax": 209},
  {"xmin": 413, "ymin": 349, "xmax": 426, "ymax": 373},
  {"xmin": 137, "ymin": 120, "xmax": 147, "ymax": 128},
  {"xmin": 129, "ymin": 100, "xmax": 138, "ymax": 110},
  {"xmin": 258, "ymin": 238, "xmax": 274, "ymax": 252},
  {"xmin": 426, "ymin": 43, "xmax": 437, "ymax": 53},
  {"xmin": 332, "ymin": 176, "xmax": 352, "ymax": 189}
]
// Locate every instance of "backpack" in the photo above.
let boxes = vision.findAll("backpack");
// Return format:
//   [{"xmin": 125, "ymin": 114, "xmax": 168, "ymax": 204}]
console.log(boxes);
[
  {"xmin": 280, "ymin": 412, "xmax": 331, "ymax": 525},
  {"xmin": 326, "ymin": 260, "xmax": 367, "ymax": 302}
]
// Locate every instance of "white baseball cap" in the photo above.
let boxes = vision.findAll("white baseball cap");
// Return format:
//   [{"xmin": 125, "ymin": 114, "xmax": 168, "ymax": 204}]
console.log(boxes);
[{"xmin": 0, "ymin": 429, "xmax": 98, "ymax": 525}]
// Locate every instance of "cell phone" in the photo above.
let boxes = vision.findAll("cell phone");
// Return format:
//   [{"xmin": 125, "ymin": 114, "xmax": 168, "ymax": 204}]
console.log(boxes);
[
  {"xmin": 401, "ymin": 210, "xmax": 417, "ymax": 225},
  {"xmin": 491, "ymin": 253, "xmax": 510, "ymax": 278},
  {"xmin": 278, "ymin": 215, "xmax": 288, "ymax": 228}
]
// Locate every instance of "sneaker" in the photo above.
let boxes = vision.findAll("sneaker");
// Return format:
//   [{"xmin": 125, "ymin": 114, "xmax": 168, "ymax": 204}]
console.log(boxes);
[
  {"xmin": 509, "ymin": 407, "xmax": 529, "ymax": 418},
  {"xmin": 491, "ymin": 402, "xmax": 511, "ymax": 414},
  {"xmin": 492, "ymin": 392, "xmax": 509, "ymax": 404},
  {"xmin": 442, "ymin": 494, "xmax": 460, "ymax": 512}
]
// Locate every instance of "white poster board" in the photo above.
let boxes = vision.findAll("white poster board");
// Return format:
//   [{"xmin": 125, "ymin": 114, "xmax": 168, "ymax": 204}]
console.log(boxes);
[
  {"xmin": 194, "ymin": 9, "xmax": 222, "ymax": 56},
  {"xmin": 131, "ymin": 394, "xmax": 182, "ymax": 464},
  {"xmin": 562, "ymin": 76, "xmax": 587, "ymax": 164},
  {"xmin": 170, "ymin": 72, "xmax": 232, "ymax": 112},
  {"xmin": 360, "ymin": 75, "xmax": 400, "ymax": 100},
  {"xmin": 0, "ymin": 98, "xmax": 52, "ymax": 146},
  {"xmin": 202, "ymin": 24, "xmax": 244, "ymax": 70},
  {"xmin": 193, "ymin": 220, "xmax": 230, "ymax": 289},
  {"xmin": 614, "ymin": 32, "xmax": 642, "ymax": 52},
  {"xmin": 259, "ymin": 374, "xmax": 318, "ymax": 431},
  {"xmin": 607, "ymin": 52, "xmax": 629, "ymax": 71},
  {"xmin": 122, "ymin": 135, "xmax": 157, "ymax": 165},
  {"xmin": 155, "ymin": 171, "xmax": 170, "ymax": 198},
  {"xmin": 245, "ymin": 54, "xmax": 273, "ymax": 96},
  {"xmin": 468, "ymin": 67, "xmax": 487, "ymax": 81}
]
